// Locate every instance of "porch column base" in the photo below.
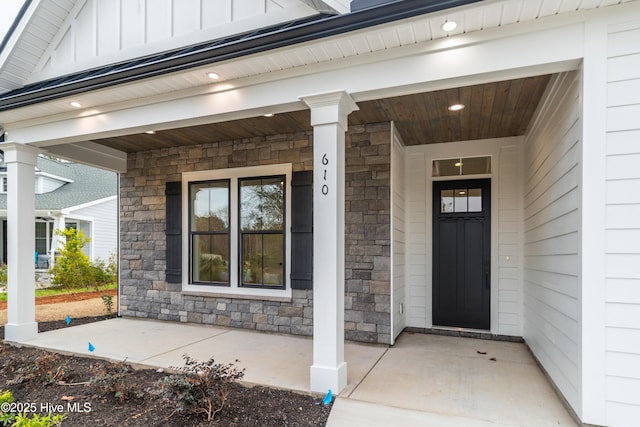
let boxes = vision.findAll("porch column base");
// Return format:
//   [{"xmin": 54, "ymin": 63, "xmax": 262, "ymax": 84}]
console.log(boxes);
[
  {"xmin": 4, "ymin": 322, "xmax": 38, "ymax": 343},
  {"xmin": 310, "ymin": 362, "xmax": 347, "ymax": 394}
]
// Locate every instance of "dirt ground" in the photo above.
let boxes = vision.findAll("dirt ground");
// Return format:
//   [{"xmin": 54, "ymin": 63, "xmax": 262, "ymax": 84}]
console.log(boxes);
[
  {"xmin": 0, "ymin": 291, "xmax": 116, "ymax": 323},
  {"xmin": 0, "ymin": 292, "xmax": 332, "ymax": 426}
]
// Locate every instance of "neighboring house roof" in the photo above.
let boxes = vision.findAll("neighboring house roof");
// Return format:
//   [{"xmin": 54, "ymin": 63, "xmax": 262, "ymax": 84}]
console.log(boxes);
[
  {"xmin": 0, "ymin": 0, "xmax": 480, "ymax": 111},
  {"xmin": 0, "ymin": 157, "xmax": 116, "ymax": 210}
]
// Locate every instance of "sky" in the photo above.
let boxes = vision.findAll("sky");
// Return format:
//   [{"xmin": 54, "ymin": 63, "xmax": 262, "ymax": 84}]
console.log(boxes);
[{"xmin": 1, "ymin": 0, "xmax": 26, "ymax": 42}]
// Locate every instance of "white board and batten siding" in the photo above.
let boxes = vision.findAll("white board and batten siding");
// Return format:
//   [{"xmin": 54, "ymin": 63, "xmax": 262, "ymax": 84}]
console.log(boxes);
[
  {"xmin": 404, "ymin": 136, "xmax": 524, "ymax": 336},
  {"xmin": 30, "ymin": 0, "xmax": 320, "ymax": 82},
  {"xmin": 390, "ymin": 123, "xmax": 406, "ymax": 342},
  {"xmin": 604, "ymin": 18, "xmax": 640, "ymax": 426},
  {"xmin": 522, "ymin": 72, "xmax": 582, "ymax": 415}
]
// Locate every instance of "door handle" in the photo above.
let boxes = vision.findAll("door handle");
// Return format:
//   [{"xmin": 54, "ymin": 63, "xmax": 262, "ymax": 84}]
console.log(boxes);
[{"xmin": 483, "ymin": 264, "xmax": 490, "ymax": 290}]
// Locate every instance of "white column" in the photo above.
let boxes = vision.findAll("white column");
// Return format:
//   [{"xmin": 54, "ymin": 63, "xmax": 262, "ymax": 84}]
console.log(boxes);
[
  {"xmin": 4, "ymin": 143, "xmax": 39, "ymax": 342},
  {"xmin": 300, "ymin": 91, "xmax": 358, "ymax": 394}
]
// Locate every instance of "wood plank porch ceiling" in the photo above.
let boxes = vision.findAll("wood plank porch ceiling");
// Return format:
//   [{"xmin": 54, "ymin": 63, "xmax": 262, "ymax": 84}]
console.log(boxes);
[{"xmin": 90, "ymin": 74, "xmax": 551, "ymax": 152}]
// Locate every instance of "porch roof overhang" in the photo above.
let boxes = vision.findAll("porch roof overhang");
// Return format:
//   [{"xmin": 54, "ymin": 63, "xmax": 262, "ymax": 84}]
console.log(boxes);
[{"xmin": 0, "ymin": 0, "xmax": 481, "ymax": 113}]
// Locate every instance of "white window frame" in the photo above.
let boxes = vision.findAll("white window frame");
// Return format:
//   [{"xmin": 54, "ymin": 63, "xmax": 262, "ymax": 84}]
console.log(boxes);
[{"xmin": 182, "ymin": 164, "xmax": 292, "ymax": 300}]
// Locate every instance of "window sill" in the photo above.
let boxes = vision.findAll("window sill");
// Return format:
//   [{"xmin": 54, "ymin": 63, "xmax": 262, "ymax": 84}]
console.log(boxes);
[{"xmin": 181, "ymin": 286, "xmax": 292, "ymax": 302}]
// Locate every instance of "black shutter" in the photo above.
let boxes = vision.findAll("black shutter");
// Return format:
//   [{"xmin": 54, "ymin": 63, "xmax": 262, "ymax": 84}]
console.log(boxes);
[
  {"xmin": 290, "ymin": 171, "xmax": 313, "ymax": 289},
  {"xmin": 165, "ymin": 182, "xmax": 182, "ymax": 283}
]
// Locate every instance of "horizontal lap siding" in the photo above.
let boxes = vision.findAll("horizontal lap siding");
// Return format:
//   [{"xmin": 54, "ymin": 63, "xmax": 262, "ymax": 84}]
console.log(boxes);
[
  {"xmin": 497, "ymin": 144, "xmax": 522, "ymax": 336},
  {"xmin": 71, "ymin": 198, "xmax": 118, "ymax": 262},
  {"xmin": 391, "ymin": 129, "xmax": 407, "ymax": 340},
  {"xmin": 605, "ymin": 19, "xmax": 640, "ymax": 425},
  {"xmin": 523, "ymin": 72, "xmax": 581, "ymax": 412},
  {"xmin": 405, "ymin": 152, "xmax": 428, "ymax": 327}
]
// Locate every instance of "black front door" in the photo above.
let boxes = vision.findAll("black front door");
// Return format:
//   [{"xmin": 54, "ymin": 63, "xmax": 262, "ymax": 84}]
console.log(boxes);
[{"xmin": 432, "ymin": 179, "xmax": 490, "ymax": 330}]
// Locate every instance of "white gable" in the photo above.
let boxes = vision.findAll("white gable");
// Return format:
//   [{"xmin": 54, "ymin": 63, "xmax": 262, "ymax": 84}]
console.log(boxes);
[{"xmin": 1, "ymin": 0, "xmax": 329, "ymax": 89}]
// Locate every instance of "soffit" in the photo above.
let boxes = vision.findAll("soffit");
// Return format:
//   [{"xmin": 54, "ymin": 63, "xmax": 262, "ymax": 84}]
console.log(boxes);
[
  {"xmin": 0, "ymin": 0, "xmax": 631, "ymax": 126},
  {"xmin": 88, "ymin": 74, "xmax": 551, "ymax": 151}
]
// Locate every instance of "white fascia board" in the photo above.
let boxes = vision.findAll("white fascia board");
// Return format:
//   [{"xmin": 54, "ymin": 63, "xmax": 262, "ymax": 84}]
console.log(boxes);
[
  {"xmin": 8, "ymin": 17, "xmax": 584, "ymax": 146},
  {"xmin": 35, "ymin": 171, "xmax": 74, "ymax": 183},
  {"xmin": 61, "ymin": 195, "xmax": 117, "ymax": 215}
]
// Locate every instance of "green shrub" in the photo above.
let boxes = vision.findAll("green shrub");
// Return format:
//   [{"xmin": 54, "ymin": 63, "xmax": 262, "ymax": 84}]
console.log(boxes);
[
  {"xmin": 50, "ymin": 228, "xmax": 117, "ymax": 291},
  {"xmin": 0, "ymin": 264, "xmax": 6, "ymax": 286},
  {"xmin": 156, "ymin": 354, "xmax": 245, "ymax": 422},
  {"xmin": 0, "ymin": 390, "xmax": 15, "ymax": 426},
  {"xmin": 12, "ymin": 412, "xmax": 66, "ymax": 427}
]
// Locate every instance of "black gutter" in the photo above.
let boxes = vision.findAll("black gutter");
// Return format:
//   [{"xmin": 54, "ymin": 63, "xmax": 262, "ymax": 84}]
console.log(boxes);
[{"xmin": 0, "ymin": 0, "xmax": 481, "ymax": 112}]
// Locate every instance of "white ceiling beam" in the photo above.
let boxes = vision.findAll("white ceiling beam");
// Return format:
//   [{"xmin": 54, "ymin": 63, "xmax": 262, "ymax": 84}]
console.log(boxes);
[{"xmin": 42, "ymin": 141, "xmax": 127, "ymax": 173}]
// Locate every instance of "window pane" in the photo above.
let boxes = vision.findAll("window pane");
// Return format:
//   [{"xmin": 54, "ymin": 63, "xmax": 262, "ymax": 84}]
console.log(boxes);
[
  {"xmin": 454, "ymin": 189, "xmax": 468, "ymax": 212},
  {"xmin": 441, "ymin": 190, "xmax": 454, "ymax": 213},
  {"xmin": 242, "ymin": 234, "xmax": 263, "ymax": 285},
  {"xmin": 241, "ymin": 234, "xmax": 284, "ymax": 287},
  {"xmin": 240, "ymin": 177, "xmax": 284, "ymax": 231},
  {"xmin": 263, "ymin": 234, "xmax": 284, "ymax": 286},
  {"xmin": 462, "ymin": 157, "xmax": 491, "ymax": 175},
  {"xmin": 35, "ymin": 223, "xmax": 47, "ymax": 254},
  {"xmin": 468, "ymin": 188, "xmax": 482, "ymax": 212},
  {"xmin": 192, "ymin": 234, "xmax": 229, "ymax": 283},
  {"xmin": 191, "ymin": 181, "xmax": 229, "ymax": 232},
  {"xmin": 433, "ymin": 159, "xmax": 462, "ymax": 177}
]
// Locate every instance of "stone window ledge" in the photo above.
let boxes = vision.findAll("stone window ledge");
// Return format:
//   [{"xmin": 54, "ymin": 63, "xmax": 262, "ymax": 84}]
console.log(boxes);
[{"xmin": 181, "ymin": 290, "xmax": 292, "ymax": 303}]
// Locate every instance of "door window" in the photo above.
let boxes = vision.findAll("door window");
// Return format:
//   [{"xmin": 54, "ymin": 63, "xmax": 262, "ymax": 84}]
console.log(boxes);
[{"xmin": 441, "ymin": 188, "xmax": 483, "ymax": 213}]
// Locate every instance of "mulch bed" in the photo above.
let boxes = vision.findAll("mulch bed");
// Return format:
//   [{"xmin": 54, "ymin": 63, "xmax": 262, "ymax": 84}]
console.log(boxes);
[{"xmin": 0, "ymin": 318, "xmax": 332, "ymax": 426}]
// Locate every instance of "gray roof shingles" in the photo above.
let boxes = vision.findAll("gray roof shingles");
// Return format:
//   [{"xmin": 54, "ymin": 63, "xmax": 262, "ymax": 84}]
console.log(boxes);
[{"xmin": 0, "ymin": 157, "xmax": 117, "ymax": 211}]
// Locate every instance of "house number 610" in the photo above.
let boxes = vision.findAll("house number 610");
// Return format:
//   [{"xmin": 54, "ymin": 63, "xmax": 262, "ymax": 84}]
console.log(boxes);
[{"xmin": 321, "ymin": 153, "xmax": 329, "ymax": 195}]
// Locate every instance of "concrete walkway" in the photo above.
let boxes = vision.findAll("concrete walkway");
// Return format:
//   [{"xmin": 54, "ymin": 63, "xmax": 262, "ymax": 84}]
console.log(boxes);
[{"xmin": 15, "ymin": 318, "xmax": 577, "ymax": 426}]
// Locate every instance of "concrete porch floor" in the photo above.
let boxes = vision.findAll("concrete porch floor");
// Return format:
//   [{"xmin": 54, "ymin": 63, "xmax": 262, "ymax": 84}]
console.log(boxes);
[{"xmin": 15, "ymin": 318, "xmax": 577, "ymax": 426}]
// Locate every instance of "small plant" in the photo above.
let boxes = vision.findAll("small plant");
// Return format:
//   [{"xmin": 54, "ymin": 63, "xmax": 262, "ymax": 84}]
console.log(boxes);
[
  {"xmin": 7, "ymin": 354, "xmax": 67, "ymax": 386},
  {"xmin": 156, "ymin": 354, "xmax": 245, "ymax": 422},
  {"xmin": 101, "ymin": 294, "xmax": 114, "ymax": 315},
  {"xmin": 90, "ymin": 362, "xmax": 144, "ymax": 402},
  {"xmin": 0, "ymin": 390, "xmax": 16, "ymax": 426},
  {"xmin": 12, "ymin": 412, "xmax": 66, "ymax": 427},
  {"xmin": 0, "ymin": 263, "xmax": 7, "ymax": 286}
]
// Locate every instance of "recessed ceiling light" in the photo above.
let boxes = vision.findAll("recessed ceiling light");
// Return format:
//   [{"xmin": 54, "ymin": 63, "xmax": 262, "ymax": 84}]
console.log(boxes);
[
  {"xmin": 207, "ymin": 72, "xmax": 220, "ymax": 80},
  {"xmin": 70, "ymin": 101, "xmax": 82, "ymax": 108},
  {"xmin": 263, "ymin": 113, "xmax": 274, "ymax": 118},
  {"xmin": 448, "ymin": 103, "xmax": 465, "ymax": 111},
  {"xmin": 145, "ymin": 130, "xmax": 156, "ymax": 134},
  {"xmin": 441, "ymin": 20, "xmax": 457, "ymax": 32}
]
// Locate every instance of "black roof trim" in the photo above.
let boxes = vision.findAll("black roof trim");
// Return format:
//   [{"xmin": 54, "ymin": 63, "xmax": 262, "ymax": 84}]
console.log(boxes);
[{"xmin": 0, "ymin": 0, "xmax": 480, "ymax": 112}]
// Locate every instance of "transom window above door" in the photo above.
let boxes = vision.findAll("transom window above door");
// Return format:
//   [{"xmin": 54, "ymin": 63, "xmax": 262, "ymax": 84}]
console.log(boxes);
[{"xmin": 433, "ymin": 156, "xmax": 491, "ymax": 177}]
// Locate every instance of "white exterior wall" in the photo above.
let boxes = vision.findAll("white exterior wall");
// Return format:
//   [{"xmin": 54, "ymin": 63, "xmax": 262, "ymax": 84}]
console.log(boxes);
[
  {"xmin": 40, "ymin": 176, "xmax": 65, "ymax": 193},
  {"xmin": 31, "ymin": 0, "xmax": 319, "ymax": 82},
  {"xmin": 522, "ymin": 72, "xmax": 582, "ymax": 414},
  {"xmin": 604, "ymin": 17, "xmax": 640, "ymax": 426},
  {"xmin": 68, "ymin": 197, "xmax": 117, "ymax": 262},
  {"xmin": 404, "ymin": 137, "xmax": 524, "ymax": 336},
  {"xmin": 391, "ymin": 123, "xmax": 406, "ymax": 342}
]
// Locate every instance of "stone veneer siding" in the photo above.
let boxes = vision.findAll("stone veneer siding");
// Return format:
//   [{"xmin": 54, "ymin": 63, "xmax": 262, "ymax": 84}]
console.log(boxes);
[{"xmin": 119, "ymin": 123, "xmax": 392, "ymax": 344}]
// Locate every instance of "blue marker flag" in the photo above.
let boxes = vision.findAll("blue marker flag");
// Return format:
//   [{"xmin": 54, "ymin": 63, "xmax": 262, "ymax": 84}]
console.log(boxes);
[
  {"xmin": 88, "ymin": 342, "xmax": 95, "ymax": 352},
  {"xmin": 65, "ymin": 315, "xmax": 71, "ymax": 325},
  {"xmin": 323, "ymin": 389, "xmax": 333, "ymax": 406}
]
